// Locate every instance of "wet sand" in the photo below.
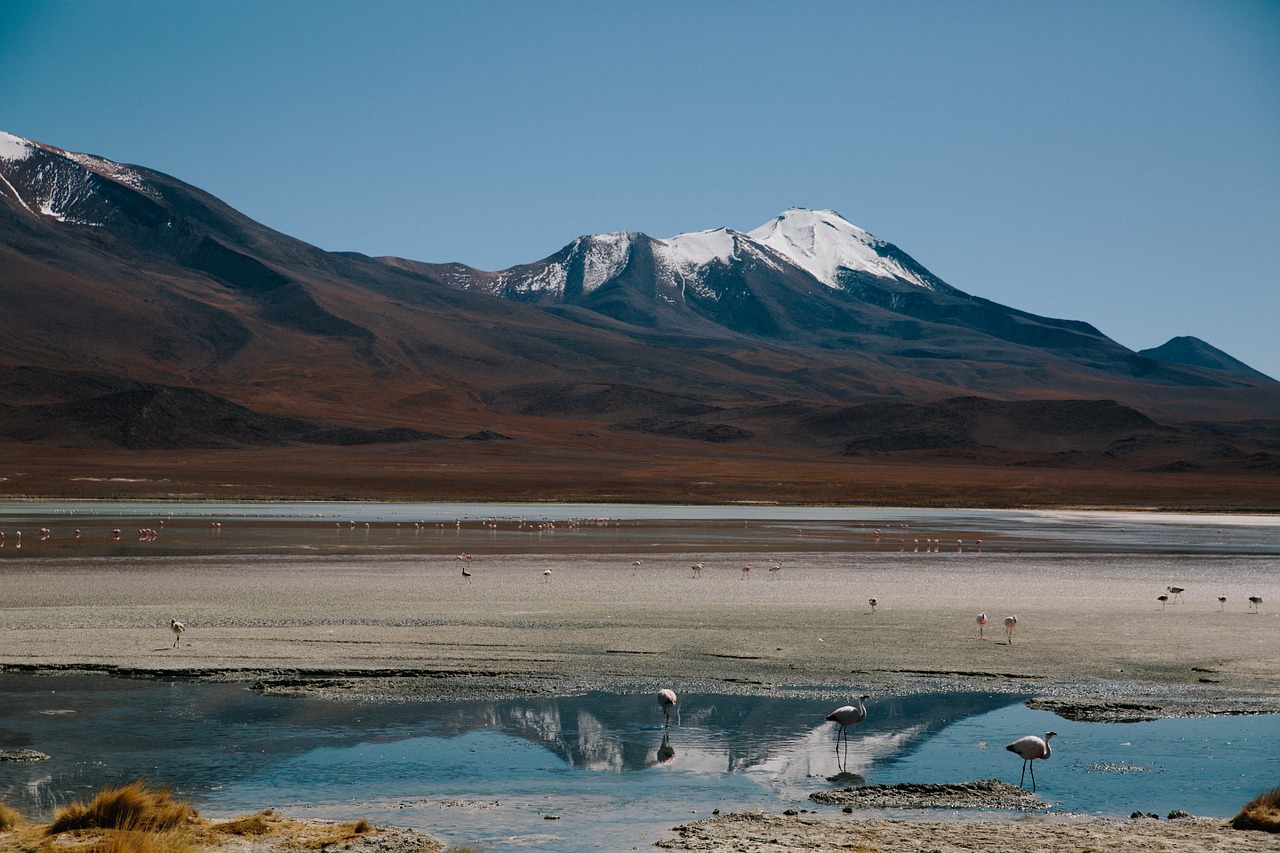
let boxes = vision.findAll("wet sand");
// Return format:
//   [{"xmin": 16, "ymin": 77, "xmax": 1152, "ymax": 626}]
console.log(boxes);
[{"xmin": 2, "ymin": 511, "xmax": 1278, "ymax": 852}]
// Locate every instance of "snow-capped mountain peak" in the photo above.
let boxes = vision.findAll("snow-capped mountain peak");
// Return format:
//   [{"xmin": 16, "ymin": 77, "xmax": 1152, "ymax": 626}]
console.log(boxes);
[
  {"xmin": 748, "ymin": 207, "xmax": 932, "ymax": 290},
  {"xmin": 660, "ymin": 226, "xmax": 739, "ymax": 269}
]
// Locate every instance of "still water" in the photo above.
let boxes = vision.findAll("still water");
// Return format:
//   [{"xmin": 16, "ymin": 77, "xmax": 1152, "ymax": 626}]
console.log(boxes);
[{"xmin": 1, "ymin": 674, "xmax": 1276, "ymax": 851}]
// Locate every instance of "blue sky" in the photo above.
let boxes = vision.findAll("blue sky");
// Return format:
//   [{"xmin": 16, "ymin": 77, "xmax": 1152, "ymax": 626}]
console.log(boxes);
[{"xmin": 3, "ymin": 1, "xmax": 1278, "ymax": 379}]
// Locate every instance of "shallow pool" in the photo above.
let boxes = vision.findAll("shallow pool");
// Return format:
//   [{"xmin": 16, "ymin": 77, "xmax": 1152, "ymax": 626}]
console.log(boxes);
[{"xmin": 1, "ymin": 674, "xmax": 1275, "ymax": 851}]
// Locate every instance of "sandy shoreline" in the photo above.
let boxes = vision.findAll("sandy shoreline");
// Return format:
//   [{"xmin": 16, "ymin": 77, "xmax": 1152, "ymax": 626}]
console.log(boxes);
[{"xmin": 2, "ymin": 510, "xmax": 1278, "ymax": 851}]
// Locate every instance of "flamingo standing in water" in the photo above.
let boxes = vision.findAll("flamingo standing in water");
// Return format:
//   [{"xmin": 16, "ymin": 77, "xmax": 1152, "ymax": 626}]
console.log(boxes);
[
  {"xmin": 542, "ymin": 569, "xmax": 552, "ymax": 583},
  {"xmin": 976, "ymin": 613, "xmax": 988, "ymax": 638},
  {"xmin": 769, "ymin": 563, "xmax": 782, "ymax": 579},
  {"xmin": 826, "ymin": 695, "xmax": 869, "ymax": 771},
  {"xmin": 1167, "ymin": 586, "xmax": 1185, "ymax": 602},
  {"xmin": 1006, "ymin": 731, "xmax": 1056, "ymax": 792},
  {"xmin": 1157, "ymin": 594, "xmax": 1168, "ymax": 609},
  {"xmin": 1249, "ymin": 596, "xmax": 1263, "ymax": 612},
  {"xmin": 691, "ymin": 563, "xmax": 703, "ymax": 579},
  {"xmin": 1003, "ymin": 615, "xmax": 1017, "ymax": 643},
  {"xmin": 741, "ymin": 565, "xmax": 751, "ymax": 579},
  {"xmin": 658, "ymin": 689, "xmax": 678, "ymax": 727},
  {"xmin": 1217, "ymin": 595, "xmax": 1227, "ymax": 611}
]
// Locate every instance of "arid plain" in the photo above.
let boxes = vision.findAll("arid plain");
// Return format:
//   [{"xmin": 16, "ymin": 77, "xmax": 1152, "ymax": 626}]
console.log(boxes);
[{"xmin": 2, "ymin": 507, "xmax": 1277, "ymax": 852}]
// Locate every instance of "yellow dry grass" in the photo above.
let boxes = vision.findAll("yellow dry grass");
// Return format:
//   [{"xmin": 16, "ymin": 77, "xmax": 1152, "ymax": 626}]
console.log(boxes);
[
  {"xmin": 46, "ymin": 781, "xmax": 199, "ymax": 835},
  {"xmin": 0, "ymin": 783, "xmax": 437, "ymax": 853},
  {"xmin": 1232, "ymin": 785, "xmax": 1280, "ymax": 833},
  {"xmin": 0, "ymin": 802, "xmax": 22, "ymax": 832}
]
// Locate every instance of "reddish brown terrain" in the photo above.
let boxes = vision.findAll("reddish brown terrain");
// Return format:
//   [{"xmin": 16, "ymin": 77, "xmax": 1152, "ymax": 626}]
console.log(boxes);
[{"xmin": 1, "ymin": 132, "xmax": 1277, "ymax": 507}]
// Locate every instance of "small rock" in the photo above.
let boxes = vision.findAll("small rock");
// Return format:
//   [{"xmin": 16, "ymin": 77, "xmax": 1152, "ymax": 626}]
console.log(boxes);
[
  {"xmin": 712, "ymin": 809, "xmax": 719, "ymax": 815},
  {"xmin": 1168, "ymin": 809, "xmax": 1191, "ymax": 820},
  {"xmin": 0, "ymin": 749, "xmax": 50, "ymax": 762},
  {"xmin": 842, "ymin": 806, "xmax": 853, "ymax": 814},
  {"xmin": 543, "ymin": 814, "xmax": 560, "ymax": 820},
  {"xmin": 783, "ymin": 809, "xmax": 799, "ymax": 816}
]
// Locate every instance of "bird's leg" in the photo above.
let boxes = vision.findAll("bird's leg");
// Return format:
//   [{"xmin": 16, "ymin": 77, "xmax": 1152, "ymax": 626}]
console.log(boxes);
[
  {"xmin": 1030, "ymin": 760, "xmax": 1036, "ymax": 793},
  {"xmin": 1019, "ymin": 761, "xmax": 1027, "ymax": 788}
]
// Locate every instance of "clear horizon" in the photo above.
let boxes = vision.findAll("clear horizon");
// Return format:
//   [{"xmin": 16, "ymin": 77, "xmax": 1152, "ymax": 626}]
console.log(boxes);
[{"xmin": 2, "ymin": 1, "xmax": 1277, "ymax": 379}]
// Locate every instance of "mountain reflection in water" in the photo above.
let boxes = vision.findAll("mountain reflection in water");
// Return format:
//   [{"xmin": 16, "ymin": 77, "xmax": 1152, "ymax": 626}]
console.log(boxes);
[{"xmin": 3, "ymin": 673, "xmax": 1275, "ymax": 852}]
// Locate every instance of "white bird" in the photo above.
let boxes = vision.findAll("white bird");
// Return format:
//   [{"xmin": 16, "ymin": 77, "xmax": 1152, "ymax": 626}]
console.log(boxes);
[
  {"xmin": 169, "ymin": 618, "xmax": 186, "ymax": 648},
  {"xmin": 1003, "ymin": 615, "xmax": 1017, "ymax": 643},
  {"xmin": 1167, "ymin": 586, "xmax": 1185, "ymax": 602},
  {"xmin": 632, "ymin": 560, "xmax": 642, "ymax": 575},
  {"xmin": 826, "ymin": 695, "xmax": 869, "ymax": 770},
  {"xmin": 658, "ymin": 689, "xmax": 678, "ymax": 726},
  {"xmin": 977, "ymin": 612, "xmax": 988, "ymax": 638},
  {"xmin": 543, "ymin": 569, "xmax": 552, "ymax": 583},
  {"xmin": 1006, "ymin": 731, "xmax": 1056, "ymax": 792},
  {"xmin": 1249, "ymin": 595, "xmax": 1263, "ymax": 612}
]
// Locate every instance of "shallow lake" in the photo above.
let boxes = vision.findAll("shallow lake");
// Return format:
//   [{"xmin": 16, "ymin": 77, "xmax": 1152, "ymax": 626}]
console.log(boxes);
[{"xmin": 1, "ymin": 673, "xmax": 1276, "ymax": 851}]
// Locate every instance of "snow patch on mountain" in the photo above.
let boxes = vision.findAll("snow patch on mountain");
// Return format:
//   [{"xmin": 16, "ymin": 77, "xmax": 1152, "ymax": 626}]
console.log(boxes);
[
  {"xmin": 494, "ymin": 259, "xmax": 567, "ymax": 298},
  {"xmin": 749, "ymin": 208, "xmax": 931, "ymax": 289},
  {"xmin": 575, "ymin": 232, "xmax": 632, "ymax": 294},
  {"xmin": 0, "ymin": 131, "xmax": 34, "ymax": 162},
  {"xmin": 60, "ymin": 150, "xmax": 161, "ymax": 200}
]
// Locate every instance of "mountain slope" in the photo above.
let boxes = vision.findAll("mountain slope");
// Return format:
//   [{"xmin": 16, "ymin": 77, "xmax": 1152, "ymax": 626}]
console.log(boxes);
[{"xmin": 2, "ymin": 130, "xmax": 1278, "ymax": 487}]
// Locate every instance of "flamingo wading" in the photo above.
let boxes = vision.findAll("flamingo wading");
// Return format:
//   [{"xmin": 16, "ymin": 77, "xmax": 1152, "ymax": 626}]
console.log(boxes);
[
  {"xmin": 826, "ymin": 695, "xmax": 869, "ymax": 771},
  {"xmin": 658, "ymin": 689, "xmax": 678, "ymax": 727},
  {"xmin": 1006, "ymin": 731, "xmax": 1056, "ymax": 792}
]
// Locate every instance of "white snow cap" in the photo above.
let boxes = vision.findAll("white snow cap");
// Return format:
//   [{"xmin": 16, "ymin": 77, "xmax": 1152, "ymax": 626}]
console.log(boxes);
[
  {"xmin": 0, "ymin": 131, "xmax": 34, "ymax": 162},
  {"xmin": 748, "ymin": 207, "xmax": 930, "ymax": 289},
  {"xmin": 660, "ymin": 227, "xmax": 739, "ymax": 270}
]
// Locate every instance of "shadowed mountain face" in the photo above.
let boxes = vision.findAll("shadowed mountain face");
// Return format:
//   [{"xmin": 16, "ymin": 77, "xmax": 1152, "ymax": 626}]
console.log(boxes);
[{"xmin": 1, "ymin": 131, "xmax": 1278, "ymax": 497}]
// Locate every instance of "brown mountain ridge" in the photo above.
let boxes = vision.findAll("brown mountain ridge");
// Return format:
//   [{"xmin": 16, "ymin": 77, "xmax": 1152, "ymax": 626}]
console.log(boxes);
[{"xmin": 1, "ymin": 131, "xmax": 1277, "ymax": 506}]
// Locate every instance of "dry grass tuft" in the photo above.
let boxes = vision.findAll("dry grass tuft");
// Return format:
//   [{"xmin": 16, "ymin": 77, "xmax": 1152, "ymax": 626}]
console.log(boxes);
[
  {"xmin": 46, "ymin": 781, "xmax": 199, "ymax": 835},
  {"xmin": 82, "ymin": 827, "xmax": 201, "ymax": 853},
  {"xmin": 1, "ymin": 800, "xmax": 24, "ymax": 831},
  {"xmin": 1233, "ymin": 785, "xmax": 1280, "ymax": 833},
  {"xmin": 211, "ymin": 810, "xmax": 278, "ymax": 836}
]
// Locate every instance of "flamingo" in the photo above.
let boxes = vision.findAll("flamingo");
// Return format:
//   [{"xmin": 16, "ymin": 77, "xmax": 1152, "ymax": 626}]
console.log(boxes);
[
  {"xmin": 169, "ymin": 619, "xmax": 186, "ymax": 648},
  {"xmin": 543, "ymin": 569, "xmax": 552, "ymax": 583},
  {"xmin": 769, "ymin": 563, "xmax": 782, "ymax": 579},
  {"xmin": 1006, "ymin": 731, "xmax": 1056, "ymax": 792},
  {"xmin": 741, "ymin": 565, "xmax": 751, "ymax": 579},
  {"xmin": 1249, "ymin": 596, "xmax": 1263, "ymax": 612},
  {"xmin": 691, "ymin": 563, "xmax": 703, "ymax": 579},
  {"xmin": 868, "ymin": 598, "xmax": 877, "ymax": 613},
  {"xmin": 658, "ymin": 689, "xmax": 678, "ymax": 727},
  {"xmin": 461, "ymin": 565, "xmax": 473, "ymax": 583},
  {"xmin": 632, "ymin": 560, "xmax": 642, "ymax": 575},
  {"xmin": 1003, "ymin": 615, "xmax": 1017, "ymax": 643},
  {"xmin": 1157, "ymin": 594, "xmax": 1168, "ymax": 609},
  {"xmin": 1217, "ymin": 595, "xmax": 1227, "ymax": 611},
  {"xmin": 826, "ymin": 695, "xmax": 869, "ymax": 771},
  {"xmin": 977, "ymin": 612, "xmax": 988, "ymax": 638},
  {"xmin": 1167, "ymin": 586, "xmax": 1185, "ymax": 602}
]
